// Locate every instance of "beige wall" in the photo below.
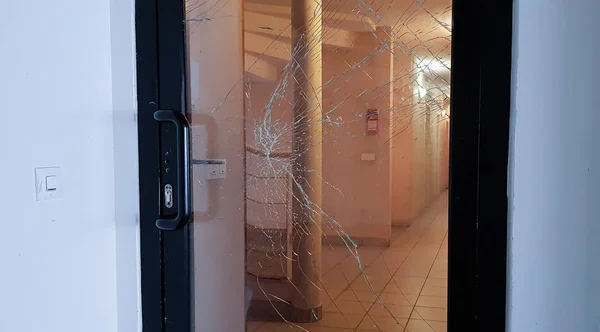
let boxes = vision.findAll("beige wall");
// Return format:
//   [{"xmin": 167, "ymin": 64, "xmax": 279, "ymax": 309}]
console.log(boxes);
[
  {"xmin": 320, "ymin": 30, "xmax": 393, "ymax": 243},
  {"xmin": 243, "ymin": 18, "xmax": 450, "ymax": 243},
  {"xmin": 244, "ymin": 28, "xmax": 396, "ymax": 243},
  {"xmin": 410, "ymin": 80, "xmax": 450, "ymax": 219},
  {"xmin": 390, "ymin": 44, "xmax": 450, "ymax": 226}
]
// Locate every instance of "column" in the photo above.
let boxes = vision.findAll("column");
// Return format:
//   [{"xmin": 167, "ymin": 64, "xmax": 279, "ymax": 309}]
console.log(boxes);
[{"xmin": 290, "ymin": 0, "xmax": 323, "ymax": 323}]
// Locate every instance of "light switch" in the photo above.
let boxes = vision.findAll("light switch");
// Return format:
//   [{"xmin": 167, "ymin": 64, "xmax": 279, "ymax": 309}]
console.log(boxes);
[
  {"xmin": 46, "ymin": 175, "xmax": 58, "ymax": 191},
  {"xmin": 35, "ymin": 167, "xmax": 62, "ymax": 201},
  {"xmin": 361, "ymin": 153, "xmax": 376, "ymax": 161}
]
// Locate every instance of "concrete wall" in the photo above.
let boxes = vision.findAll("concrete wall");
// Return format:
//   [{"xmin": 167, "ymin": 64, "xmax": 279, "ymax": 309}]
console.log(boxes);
[
  {"xmin": 0, "ymin": 0, "xmax": 140, "ymax": 331},
  {"xmin": 507, "ymin": 0, "xmax": 600, "ymax": 330}
]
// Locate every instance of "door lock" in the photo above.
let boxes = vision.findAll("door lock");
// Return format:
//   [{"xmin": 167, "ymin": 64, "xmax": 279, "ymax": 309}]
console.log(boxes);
[{"xmin": 164, "ymin": 184, "xmax": 173, "ymax": 208}]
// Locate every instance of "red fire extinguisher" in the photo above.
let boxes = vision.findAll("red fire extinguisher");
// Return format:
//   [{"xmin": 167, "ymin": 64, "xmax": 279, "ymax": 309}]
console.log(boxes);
[{"xmin": 365, "ymin": 109, "xmax": 379, "ymax": 135}]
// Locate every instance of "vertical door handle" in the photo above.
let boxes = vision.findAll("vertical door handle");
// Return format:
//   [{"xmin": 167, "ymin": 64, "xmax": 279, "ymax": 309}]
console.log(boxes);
[{"xmin": 153, "ymin": 110, "xmax": 192, "ymax": 230}]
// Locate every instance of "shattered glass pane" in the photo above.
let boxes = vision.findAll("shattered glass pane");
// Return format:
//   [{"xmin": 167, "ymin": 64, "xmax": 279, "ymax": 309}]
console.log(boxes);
[{"xmin": 186, "ymin": 0, "xmax": 450, "ymax": 331}]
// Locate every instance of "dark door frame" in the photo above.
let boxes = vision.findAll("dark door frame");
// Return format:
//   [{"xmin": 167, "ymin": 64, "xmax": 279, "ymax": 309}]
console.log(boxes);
[{"xmin": 135, "ymin": 0, "xmax": 513, "ymax": 331}]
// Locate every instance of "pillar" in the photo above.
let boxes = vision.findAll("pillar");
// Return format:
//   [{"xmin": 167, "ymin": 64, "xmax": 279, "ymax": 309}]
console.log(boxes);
[{"xmin": 290, "ymin": 0, "xmax": 323, "ymax": 323}]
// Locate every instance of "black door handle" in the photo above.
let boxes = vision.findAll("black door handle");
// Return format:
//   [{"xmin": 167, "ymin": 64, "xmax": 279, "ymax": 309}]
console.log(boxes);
[{"xmin": 153, "ymin": 110, "xmax": 192, "ymax": 230}]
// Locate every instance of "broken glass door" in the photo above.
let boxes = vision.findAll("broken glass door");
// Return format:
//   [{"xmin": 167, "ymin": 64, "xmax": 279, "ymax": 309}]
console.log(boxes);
[{"xmin": 182, "ymin": 0, "xmax": 452, "ymax": 330}]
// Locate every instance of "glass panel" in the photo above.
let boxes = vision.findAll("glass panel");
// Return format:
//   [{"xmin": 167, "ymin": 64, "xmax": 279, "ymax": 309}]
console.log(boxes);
[{"xmin": 185, "ymin": 0, "xmax": 451, "ymax": 330}]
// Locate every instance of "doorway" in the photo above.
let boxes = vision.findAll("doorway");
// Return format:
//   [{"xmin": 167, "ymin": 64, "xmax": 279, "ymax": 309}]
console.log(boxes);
[{"xmin": 135, "ymin": 0, "xmax": 512, "ymax": 331}]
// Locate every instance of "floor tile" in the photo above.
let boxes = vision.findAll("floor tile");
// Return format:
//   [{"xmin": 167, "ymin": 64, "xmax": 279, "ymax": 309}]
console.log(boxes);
[
  {"xmin": 416, "ymin": 296, "xmax": 447, "ymax": 308},
  {"xmin": 357, "ymin": 315, "xmax": 408, "ymax": 331},
  {"xmin": 420, "ymin": 286, "xmax": 447, "ymax": 297},
  {"xmin": 427, "ymin": 320, "xmax": 447, "ymax": 332},
  {"xmin": 336, "ymin": 290, "xmax": 359, "ymax": 302},
  {"xmin": 248, "ymin": 193, "xmax": 449, "ymax": 332},
  {"xmin": 353, "ymin": 290, "xmax": 379, "ymax": 303},
  {"xmin": 351, "ymin": 277, "xmax": 388, "ymax": 293},
  {"xmin": 389, "ymin": 277, "xmax": 426, "ymax": 295},
  {"xmin": 322, "ymin": 288, "xmax": 345, "ymax": 302},
  {"xmin": 324, "ymin": 300, "xmax": 370, "ymax": 315},
  {"xmin": 368, "ymin": 303, "xmax": 415, "ymax": 319},
  {"xmin": 318, "ymin": 312, "xmax": 365, "ymax": 329},
  {"xmin": 377, "ymin": 292, "xmax": 412, "ymax": 306},
  {"xmin": 424, "ymin": 278, "xmax": 446, "ymax": 288},
  {"xmin": 405, "ymin": 319, "xmax": 437, "ymax": 332},
  {"xmin": 414, "ymin": 307, "xmax": 447, "ymax": 322},
  {"xmin": 427, "ymin": 270, "xmax": 447, "ymax": 279}
]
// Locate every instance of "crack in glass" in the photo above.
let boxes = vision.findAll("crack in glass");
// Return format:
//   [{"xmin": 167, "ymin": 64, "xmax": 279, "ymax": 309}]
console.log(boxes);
[{"xmin": 185, "ymin": 0, "xmax": 450, "ymax": 331}]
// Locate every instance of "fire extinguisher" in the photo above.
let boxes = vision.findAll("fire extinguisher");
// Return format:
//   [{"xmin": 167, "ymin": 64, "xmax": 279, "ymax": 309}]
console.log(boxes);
[{"xmin": 366, "ymin": 109, "xmax": 379, "ymax": 135}]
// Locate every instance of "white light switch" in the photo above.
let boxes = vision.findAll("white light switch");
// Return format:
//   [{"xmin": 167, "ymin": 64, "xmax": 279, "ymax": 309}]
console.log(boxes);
[
  {"xmin": 45, "ymin": 175, "xmax": 58, "ymax": 191},
  {"xmin": 35, "ymin": 167, "xmax": 62, "ymax": 201}
]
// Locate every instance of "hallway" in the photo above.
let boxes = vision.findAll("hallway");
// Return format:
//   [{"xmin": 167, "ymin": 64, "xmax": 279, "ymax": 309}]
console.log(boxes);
[{"xmin": 248, "ymin": 193, "xmax": 448, "ymax": 332}]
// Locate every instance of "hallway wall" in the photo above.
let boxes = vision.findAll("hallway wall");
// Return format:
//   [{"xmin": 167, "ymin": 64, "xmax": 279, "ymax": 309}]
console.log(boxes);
[
  {"xmin": 0, "ymin": 0, "xmax": 140, "ymax": 331},
  {"xmin": 244, "ymin": 29, "xmax": 395, "ymax": 243},
  {"xmin": 321, "ymin": 29, "xmax": 393, "ymax": 243},
  {"xmin": 508, "ymin": 0, "xmax": 600, "ymax": 330},
  {"xmin": 244, "ymin": 19, "xmax": 450, "ymax": 243},
  {"xmin": 391, "ymin": 53, "xmax": 450, "ymax": 226}
]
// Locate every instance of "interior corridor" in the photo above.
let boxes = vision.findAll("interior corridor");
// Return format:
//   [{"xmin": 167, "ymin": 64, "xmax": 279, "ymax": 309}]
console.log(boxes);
[{"xmin": 248, "ymin": 192, "xmax": 448, "ymax": 332}]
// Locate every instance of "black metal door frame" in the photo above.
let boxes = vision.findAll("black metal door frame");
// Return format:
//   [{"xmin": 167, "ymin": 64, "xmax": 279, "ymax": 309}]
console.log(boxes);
[{"xmin": 134, "ymin": 0, "xmax": 513, "ymax": 331}]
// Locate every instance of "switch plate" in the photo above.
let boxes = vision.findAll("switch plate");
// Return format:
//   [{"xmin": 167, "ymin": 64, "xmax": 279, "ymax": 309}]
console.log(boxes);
[
  {"xmin": 361, "ymin": 153, "xmax": 376, "ymax": 161},
  {"xmin": 35, "ymin": 167, "xmax": 62, "ymax": 201}
]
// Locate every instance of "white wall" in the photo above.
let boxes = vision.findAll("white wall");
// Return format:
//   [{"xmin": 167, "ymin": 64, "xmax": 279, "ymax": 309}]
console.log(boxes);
[
  {"xmin": 0, "ymin": 0, "xmax": 140, "ymax": 331},
  {"xmin": 110, "ymin": 0, "xmax": 141, "ymax": 330},
  {"xmin": 508, "ymin": 0, "xmax": 600, "ymax": 331}
]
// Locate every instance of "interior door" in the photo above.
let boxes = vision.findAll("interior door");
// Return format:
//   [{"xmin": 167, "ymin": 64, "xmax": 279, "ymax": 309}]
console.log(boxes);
[{"xmin": 135, "ymin": 0, "xmax": 512, "ymax": 331}]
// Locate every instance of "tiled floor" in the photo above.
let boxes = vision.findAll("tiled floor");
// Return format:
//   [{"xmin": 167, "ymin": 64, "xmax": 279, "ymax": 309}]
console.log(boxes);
[{"xmin": 248, "ymin": 193, "xmax": 448, "ymax": 332}]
